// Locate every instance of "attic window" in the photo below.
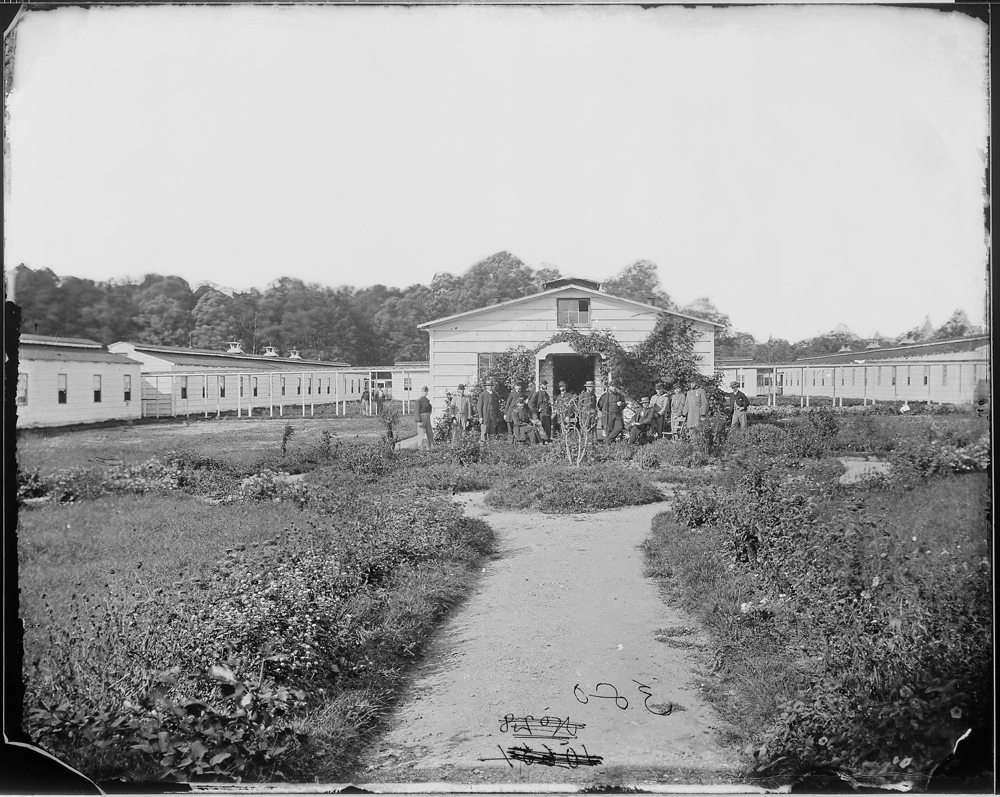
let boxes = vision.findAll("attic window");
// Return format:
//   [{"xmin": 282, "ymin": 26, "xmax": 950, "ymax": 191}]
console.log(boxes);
[{"xmin": 557, "ymin": 298, "xmax": 590, "ymax": 326}]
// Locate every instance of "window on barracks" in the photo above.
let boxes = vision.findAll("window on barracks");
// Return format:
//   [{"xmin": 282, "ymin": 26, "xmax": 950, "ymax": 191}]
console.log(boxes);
[
  {"xmin": 307, "ymin": 378, "xmax": 312, "ymax": 395},
  {"xmin": 557, "ymin": 298, "xmax": 590, "ymax": 326},
  {"xmin": 219, "ymin": 376, "xmax": 226, "ymax": 398},
  {"xmin": 93, "ymin": 374, "xmax": 102, "ymax": 403},
  {"xmin": 239, "ymin": 377, "xmax": 244, "ymax": 398},
  {"xmin": 253, "ymin": 377, "xmax": 258, "ymax": 397},
  {"xmin": 404, "ymin": 377, "xmax": 413, "ymax": 390},
  {"xmin": 124, "ymin": 374, "xmax": 132, "ymax": 402},
  {"xmin": 923, "ymin": 366, "xmax": 929, "ymax": 386},
  {"xmin": 58, "ymin": 374, "xmax": 67, "ymax": 404},
  {"xmin": 17, "ymin": 374, "xmax": 27, "ymax": 405},
  {"xmin": 181, "ymin": 376, "xmax": 188, "ymax": 400},
  {"xmin": 297, "ymin": 378, "xmax": 302, "ymax": 395},
  {"xmin": 477, "ymin": 353, "xmax": 495, "ymax": 378},
  {"xmin": 891, "ymin": 367, "xmax": 897, "ymax": 386},
  {"xmin": 942, "ymin": 365, "xmax": 947, "ymax": 386}
]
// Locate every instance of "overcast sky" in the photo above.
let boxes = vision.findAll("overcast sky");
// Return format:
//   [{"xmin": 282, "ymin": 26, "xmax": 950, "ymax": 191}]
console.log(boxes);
[{"xmin": 4, "ymin": 4, "xmax": 989, "ymax": 342}]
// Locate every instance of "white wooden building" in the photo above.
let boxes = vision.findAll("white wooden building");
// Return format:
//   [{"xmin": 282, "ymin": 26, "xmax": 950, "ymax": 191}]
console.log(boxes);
[
  {"xmin": 15, "ymin": 335, "xmax": 144, "ymax": 428},
  {"xmin": 105, "ymin": 342, "xmax": 430, "ymax": 418},
  {"xmin": 721, "ymin": 336, "xmax": 989, "ymax": 406},
  {"xmin": 418, "ymin": 279, "xmax": 719, "ymax": 421}
]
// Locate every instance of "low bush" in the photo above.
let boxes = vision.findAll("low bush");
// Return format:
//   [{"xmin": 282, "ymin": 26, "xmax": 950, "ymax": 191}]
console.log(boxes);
[
  {"xmin": 21, "ymin": 475, "xmax": 496, "ymax": 783},
  {"xmin": 889, "ymin": 433, "xmax": 990, "ymax": 484},
  {"xmin": 484, "ymin": 463, "xmax": 663, "ymax": 513},
  {"xmin": 645, "ymin": 454, "xmax": 992, "ymax": 788}
]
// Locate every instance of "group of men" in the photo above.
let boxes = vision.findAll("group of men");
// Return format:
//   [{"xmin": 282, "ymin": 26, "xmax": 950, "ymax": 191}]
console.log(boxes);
[{"xmin": 442, "ymin": 375, "xmax": 751, "ymax": 445}]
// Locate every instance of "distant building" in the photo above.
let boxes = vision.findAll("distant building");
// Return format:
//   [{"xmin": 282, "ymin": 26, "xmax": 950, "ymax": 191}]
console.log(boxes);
[
  {"xmin": 104, "ymin": 341, "xmax": 430, "ymax": 418},
  {"xmin": 15, "ymin": 335, "xmax": 143, "ymax": 428},
  {"xmin": 419, "ymin": 280, "xmax": 720, "ymax": 419},
  {"xmin": 721, "ymin": 336, "xmax": 989, "ymax": 405}
]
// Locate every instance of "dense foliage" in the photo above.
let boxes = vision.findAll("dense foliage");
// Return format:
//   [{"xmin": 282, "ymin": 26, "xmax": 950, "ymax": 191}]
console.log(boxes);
[{"xmin": 649, "ymin": 431, "xmax": 992, "ymax": 788}]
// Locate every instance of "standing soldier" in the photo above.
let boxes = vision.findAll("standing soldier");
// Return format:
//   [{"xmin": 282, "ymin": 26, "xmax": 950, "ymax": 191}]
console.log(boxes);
[
  {"xmin": 415, "ymin": 386, "xmax": 434, "ymax": 449},
  {"xmin": 650, "ymin": 382, "xmax": 671, "ymax": 440},
  {"xmin": 729, "ymin": 380, "xmax": 750, "ymax": 430},
  {"xmin": 528, "ymin": 379, "xmax": 553, "ymax": 443},
  {"xmin": 477, "ymin": 379, "xmax": 502, "ymax": 442},
  {"xmin": 504, "ymin": 379, "xmax": 529, "ymax": 441},
  {"xmin": 374, "ymin": 386, "xmax": 385, "ymax": 415},
  {"xmin": 669, "ymin": 382, "xmax": 687, "ymax": 438},
  {"xmin": 553, "ymin": 380, "xmax": 576, "ymax": 437},
  {"xmin": 684, "ymin": 376, "xmax": 709, "ymax": 431},
  {"xmin": 597, "ymin": 376, "xmax": 626, "ymax": 443},
  {"xmin": 580, "ymin": 380, "xmax": 598, "ymax": 436},
  {"xmin": 450, "ymin": 383, "xmax": 473, "ymax": 443}
]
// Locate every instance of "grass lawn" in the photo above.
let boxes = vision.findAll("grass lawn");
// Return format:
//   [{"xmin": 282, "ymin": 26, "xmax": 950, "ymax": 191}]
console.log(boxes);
[{"xmin": 16, "ymin": 409, "xmax": 418, "ymax": 475}]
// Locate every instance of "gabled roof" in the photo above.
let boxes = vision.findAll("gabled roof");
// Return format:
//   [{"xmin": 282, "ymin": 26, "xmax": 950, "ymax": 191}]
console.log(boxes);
[
  {"xmin": 20, "ymin": 334, "xmax": 103, "ymax": 348},
  {"xmin": 729, "ymin": 336, "xmax": 990, "ymax": 370},
  {"xmin": 20, "ymin": 346, "xmax": 141, "ymax": 366},
  {"xmin": 110, "ymin": 342, "xmax": 349, "ymax": 369},
  {"xmin": 418, "ymin": 284, "xmax": 724, "ymax": 330}
]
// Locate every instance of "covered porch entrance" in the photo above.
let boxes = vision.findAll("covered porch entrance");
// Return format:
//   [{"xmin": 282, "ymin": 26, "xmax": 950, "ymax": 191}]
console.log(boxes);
[{"xmin": 535, "ymin": 342, "xmax": 600, "ymax": 395}]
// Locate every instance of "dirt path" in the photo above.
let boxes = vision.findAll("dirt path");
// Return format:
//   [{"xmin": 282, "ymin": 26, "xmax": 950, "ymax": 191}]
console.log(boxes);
[{"xmin": 357, "ymin": 493, "xmax": 743, "ymax": 790}]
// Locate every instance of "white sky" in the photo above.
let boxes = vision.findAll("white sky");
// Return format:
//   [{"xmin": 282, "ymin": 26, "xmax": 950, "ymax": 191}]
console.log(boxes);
[{"xmin": 4, "ymin": 4, "xmax": 989, "ymax": 342}]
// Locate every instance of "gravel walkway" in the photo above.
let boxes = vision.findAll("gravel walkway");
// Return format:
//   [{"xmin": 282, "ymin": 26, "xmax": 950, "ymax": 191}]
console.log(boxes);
[{"xmin": 357, "ymin": 493, "xmax": 744, "ymax": 791}]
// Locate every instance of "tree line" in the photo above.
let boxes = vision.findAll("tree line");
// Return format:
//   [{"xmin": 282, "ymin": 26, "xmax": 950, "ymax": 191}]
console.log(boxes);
[{"xmin": 9, "ymin": 252, "xmax": 975, "ymax": 366}]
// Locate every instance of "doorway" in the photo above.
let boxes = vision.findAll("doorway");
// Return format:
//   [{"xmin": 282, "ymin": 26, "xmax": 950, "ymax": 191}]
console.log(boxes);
[{"xmin": 552, "ymin": 354, "xmax": 597, "ymax": 394}]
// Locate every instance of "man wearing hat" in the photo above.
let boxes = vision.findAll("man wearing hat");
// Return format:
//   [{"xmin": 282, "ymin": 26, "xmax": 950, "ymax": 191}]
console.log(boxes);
[
  {"xmin": 669, "ymin": 381, "xmax": 687, "ymax": 438},
  {"xmin": 528, "ymin": 378, "xmax": 553, "ymax": 442},
  {"xmin": 449, "ymin": 383, "xmax": 473, "ymax": 443},
  {"xmin": 598, "ymin": 376, "xmax": 627, "ymax": 442},
  {"xmin": 685, "ymin": 376, "xmax": 709, "ymax": 431},
  {"xmin": 477, "ymin": 379, "xmax": 502, "ymax": 441},
  {"xmin": 729, "ymin": 380, "xmax": 750, "ymax": 430},
  {"xmin": 553, "ymin": 380, "xmax": 575, "ymax": 437},
  {"xmin": 628, "ymin": 396, "xmax": 657, "ymax": 444},
  {"xmin": 504, "ymin": 379, "xmax": 530, "ymax": 440},
  {"xmin": 580, "ymin": 379, "xmax": 598, "ymax": 434},
  {"xmin": 650, "ymin": 382, "xmax": 671, "ymax": 440}
]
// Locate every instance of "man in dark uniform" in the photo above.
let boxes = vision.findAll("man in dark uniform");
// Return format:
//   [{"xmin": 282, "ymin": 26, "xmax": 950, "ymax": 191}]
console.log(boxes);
[
  {"xmin": 527, "ymin": 378, "xmax": 553, "ymax": 442},
  {"xmin": 503, "ymin": 380, "xmax": 528, "ymax": 440},
  {"xmin": 650, "ymin": 382, "xmax": 671, "ymax": 439},
  {"xmin": 729, "ymin": 380, "xmax": 750, "ymax": 430},
  {"xmin": 597, "ymin": 376, "xmax": 626, "ymax": 442},
  {"xmin": 477, "ymin": 379, "xmax": 502, "ymax": 441},
  {"xmin": 628, "ymin": 396, "xmax": 657, "ymax": 444}
]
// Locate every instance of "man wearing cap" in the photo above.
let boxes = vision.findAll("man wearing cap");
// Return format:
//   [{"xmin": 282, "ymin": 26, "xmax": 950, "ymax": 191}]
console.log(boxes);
[
  {"xmin": 729, "ymin": 380, "xmax": 750, "ymax": 430},
  {"xmin": 553, "ymin": 380, "xmax": 575, "ymax": 437},
  {"xmin": 628, "ymin": 397, "xmax": 657, "ymax": 444},
  {"xmin": 650, "ymin": 382, "xmax": 671, "ymax": 440},
  {"xmin": 598, "ymin": 376, "xmax": 627, "ymax": 443},
  {"xmin": 477, "ymin": 379, "xmax": 502, "ymax": 441},
  {"xmin": 504, "ymin": 379, "xmax": 529, "ymax": 440},
  {"xmin": 528, "ymin": 378, "xmax": 553, "ymax": 442},
  {"xmin": 580, "ymin": 379, "xmax": 598, "ymax": 434},
  {"xmin": 450, "ymin": 383, "xmax": 473, "ymax": 443}
]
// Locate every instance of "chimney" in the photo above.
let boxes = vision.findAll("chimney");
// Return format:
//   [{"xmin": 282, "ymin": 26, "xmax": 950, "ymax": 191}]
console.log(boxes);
[
  {"xmin": 262, "ymin": 346, "xmax": 279, "ymax": 357},
  {"xmin": 226, "ymin": 340, "xmax": 244, "ymax": 354},
  {"xmin": 647, "ymin": 296, "xmax": 658, "ymax": 306},
  {"xmin": 288, "ymin": 349, "xmax": 302, "ymax": 360}
]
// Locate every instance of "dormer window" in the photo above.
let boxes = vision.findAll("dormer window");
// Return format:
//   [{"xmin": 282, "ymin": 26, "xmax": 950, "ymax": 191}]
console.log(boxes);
[{"xmin": 557, "ymin": 298, "xmax": 590, "ymax": 326}]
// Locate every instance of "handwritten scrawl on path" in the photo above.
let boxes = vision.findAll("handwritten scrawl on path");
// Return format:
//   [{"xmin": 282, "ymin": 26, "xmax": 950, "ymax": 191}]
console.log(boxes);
[{"xmin": 479, "ymin": 680, "xmax": 686, "ymax": 770}]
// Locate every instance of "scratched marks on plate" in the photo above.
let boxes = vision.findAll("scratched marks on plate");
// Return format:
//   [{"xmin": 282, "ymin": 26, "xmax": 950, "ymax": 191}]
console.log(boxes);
[{"xmin": 479, "ymin": 680, "xmax": 684, "ymax": 770}]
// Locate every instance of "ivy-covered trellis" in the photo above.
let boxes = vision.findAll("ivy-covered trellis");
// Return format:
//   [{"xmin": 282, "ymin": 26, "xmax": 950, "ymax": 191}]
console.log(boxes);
[{"xmin": 477, "ymin": 315, "xmax": 718, "ymax": 403}]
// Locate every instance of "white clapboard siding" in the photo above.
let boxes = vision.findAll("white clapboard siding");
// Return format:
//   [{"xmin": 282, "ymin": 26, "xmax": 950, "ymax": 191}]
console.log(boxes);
[
  {"xmin": 422, "ymin": 286, "xmax": 717, "ymax": 417},
  {"xmin": 17, "ymin": 360, "xmax": 143, "ymax": 428}
]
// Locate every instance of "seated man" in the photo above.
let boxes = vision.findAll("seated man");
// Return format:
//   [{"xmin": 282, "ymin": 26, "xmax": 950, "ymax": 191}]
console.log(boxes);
[
  {"xmin": 512, "ymin": 397, "xmax": 542, "ymax": 444},
  {"xmin": 628, "ymin": 397, "xmax": 657, "ymax": 444}
]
